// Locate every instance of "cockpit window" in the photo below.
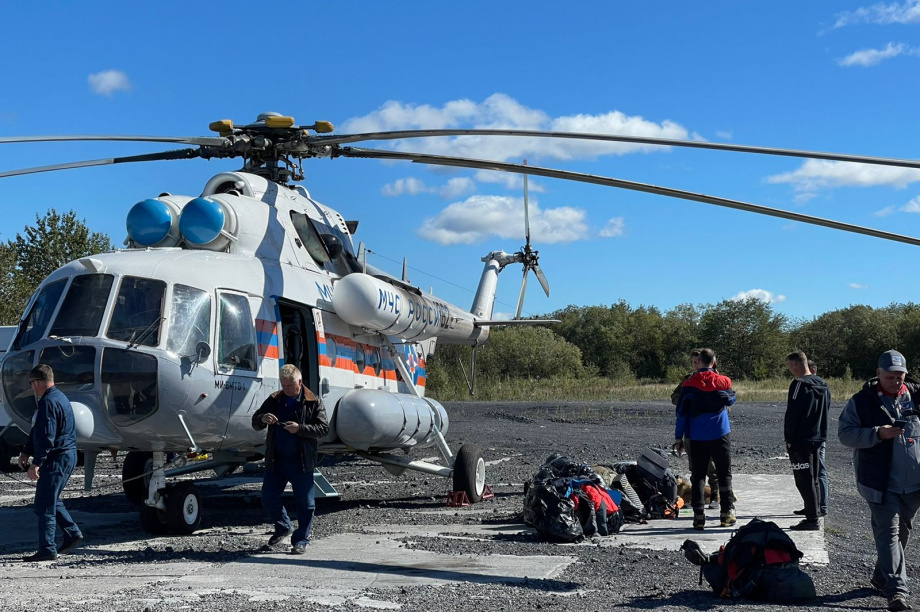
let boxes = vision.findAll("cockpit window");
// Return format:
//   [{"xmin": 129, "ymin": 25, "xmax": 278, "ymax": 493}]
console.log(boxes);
[
  {"xmin": 217, "ymin": 292, "xmax": 257, "ymax": 371},
  {"xmin": 40, "ymin": 346, "xmax": 96, "ymax": 389},
  {"xmin": 166, "ymin": 284, "xmax": 211, "ymax": 358},
  {"xmin": 50, "ymin": 274, "xmax": 114, "ymax": 338},
  {"xmin": 106, "ymin": 276, "xmax": 166, "ymax": 346},
  {"xmin": 14, "ymin": 279, "xmax": 67, "ymax": 349},
  {"xmin": 290, "ymin": 212, "xmax": 331, "ymax": 266}
]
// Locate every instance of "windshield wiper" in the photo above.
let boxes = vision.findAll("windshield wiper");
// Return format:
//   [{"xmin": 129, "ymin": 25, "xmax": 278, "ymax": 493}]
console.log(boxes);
[{"xmin": 127, "ymin": 317, "xmax": 164, "ymax": 349}]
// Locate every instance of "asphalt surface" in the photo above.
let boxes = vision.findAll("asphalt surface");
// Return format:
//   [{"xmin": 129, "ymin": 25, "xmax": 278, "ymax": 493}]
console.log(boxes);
[{"xmin": 0, "ymin": 400, "xmax": 904, "ymax": 611}]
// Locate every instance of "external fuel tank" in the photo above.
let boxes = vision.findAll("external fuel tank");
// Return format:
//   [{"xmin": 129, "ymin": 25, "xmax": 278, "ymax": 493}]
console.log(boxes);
[{"xmin": 334, "ymin": 389, "xmax": 449, "ymax": 451}]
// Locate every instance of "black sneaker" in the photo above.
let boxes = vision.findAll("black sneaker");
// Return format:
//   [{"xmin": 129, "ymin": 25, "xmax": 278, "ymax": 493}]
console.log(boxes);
[
  {"xmin": 59, "ymin": 534, "xmax": 84, "ymax": 555},
  {"xmin": 793, "ymin": 508, "xmax": 806, "ymax": 515},
  {"xmin": 789, "ymin": 519, "xmax": 821, "ymax": 531},
  {"xmin": 268, "ymin": 527, "xmax": 292, "ymax": 547},
  {"xmin": 888, "ymin": 594, "xmax": 912, "ymax": 611},
  {"xmin": 22, "ymin": 551, "xmax": 57, "ymax": 562}
]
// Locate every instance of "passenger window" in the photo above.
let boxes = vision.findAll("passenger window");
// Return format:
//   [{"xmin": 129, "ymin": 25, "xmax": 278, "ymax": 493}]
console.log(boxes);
[
  {"xmin": 50, "ymin": 274, "xmax": 114, "ymax": 338},
  {"xmin": 102, "ymin": 348, "xmax": 158, "ymax": 426},
  {"xmin": 40, "ymin": 346, "xmax": 96, "ymax": 388},
  {"xmin": 368, "ymin": 346, "xmax": 382, "ymax": 376},
  {"xmin": 106, "ymin": 276, "xmax": 166, "ymax": 346},
  {"xmin": 14, "ymin": 279, "xmax": 67, "ymax": 348},
  {"xmin": 355, "ymin": 343, "xmax": 366, "ymax": 373},
  {"xmin": 217, "ymin": 292, "xmax": 257, "ymax": 371},
  {"xmin": 167, "ymin": 285, "xmax": 211, "ymax": 358}
]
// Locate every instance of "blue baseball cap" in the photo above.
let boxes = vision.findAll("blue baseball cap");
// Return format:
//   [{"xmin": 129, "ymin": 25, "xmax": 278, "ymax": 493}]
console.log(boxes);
[{"xmin": 879, "ymin": 350, "xmax": 908, "ymax": 373}]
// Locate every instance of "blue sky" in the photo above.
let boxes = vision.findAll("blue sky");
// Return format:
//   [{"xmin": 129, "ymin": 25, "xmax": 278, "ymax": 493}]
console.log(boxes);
[{"xmin": 2, "ymin": 1, "xmax": 920, "ymax": 323}]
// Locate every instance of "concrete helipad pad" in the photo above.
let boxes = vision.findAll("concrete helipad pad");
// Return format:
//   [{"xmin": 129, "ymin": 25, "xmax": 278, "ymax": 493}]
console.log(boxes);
[{"xmin": 0, "ymin": 472, "xmax": 827, "ymax": 609}]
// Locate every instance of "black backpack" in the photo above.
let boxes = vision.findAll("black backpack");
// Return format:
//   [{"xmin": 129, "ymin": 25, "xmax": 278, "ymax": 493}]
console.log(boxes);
[{"xmin": 681, "ymin": 518, "xmax": 816, "ymax": 602}]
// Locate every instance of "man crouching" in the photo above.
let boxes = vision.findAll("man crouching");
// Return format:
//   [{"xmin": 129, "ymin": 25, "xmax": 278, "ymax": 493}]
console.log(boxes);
[{"xmin": 252, "ymin": 364, "xmax": 329, "ymax": 554}]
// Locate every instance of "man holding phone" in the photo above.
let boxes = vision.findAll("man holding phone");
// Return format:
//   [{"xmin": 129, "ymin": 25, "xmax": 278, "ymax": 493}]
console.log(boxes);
[
  {"xmin": 784, "ymin": 351, "xmax": 831, "ymax": 531},
  {"xmin": 252, "ymin": 364, "xmax": 329, "ymax": 554},
  {"xmin": 839, "ymin": 349, "xmax": 920, "ymax": 612}
]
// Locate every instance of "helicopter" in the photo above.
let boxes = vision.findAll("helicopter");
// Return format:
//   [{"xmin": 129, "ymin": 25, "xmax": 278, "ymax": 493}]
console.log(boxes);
[{"xmin": 2, "ymin": 112, "xmax": 920, "ymax": 535}]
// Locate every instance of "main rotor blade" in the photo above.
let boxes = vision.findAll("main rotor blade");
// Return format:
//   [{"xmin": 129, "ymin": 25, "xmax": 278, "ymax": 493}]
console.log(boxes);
[
  {"xmin": 523, "ymin": 159, "xmax": 531, "ymax": 246},
  {"xmin": 318, "ymin": 129, "xmax": 920, "ymax": 170},
  {"xmin": 0, "ymin": 148, "xmax": 202, "ymax": 179},
  {"xmin": 340, "ymin": 147, "xmax": 920, "ymax": 248},
  {"xmin": 0, "ymin": 134, "xmax": 228, "ymax": 146},
  {"xmin": 533, "ymin": 264, "xmax": 550, "ymax": 297}
]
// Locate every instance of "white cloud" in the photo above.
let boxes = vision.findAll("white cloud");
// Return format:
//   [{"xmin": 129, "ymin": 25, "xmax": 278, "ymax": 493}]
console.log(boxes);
[
  {"xmin": 439, "ymin": 177, "xmax": 476, "ymax": 199},
  {"xmin": 600, "ymin": 217, "xmax": 625, "ymax": 238},
  {"xmin": 838, "ymin": 42, "xmax": 918, "ymax": 67},
  {"xmin": 901, "ymin": 196, "xmax": 920, "ymax": 212},
  {"xmin": 834, "ymin": 1, "xmax": 920, "ymax": 28},
  {"xmin": 875, "ymin": 205, "xmax": 897, "ymax": 216},
  {"xmin": 849, "ymin": 282, "xmax": 869, "ymax": 289},
  {"xmin": 418, "ymin": 195, "xmax": 588, "ymax": 245},
  {"xmin": 766, "ymin": 159, "xmax": 920, "ymax": 191},
  {"xmin": 381, "ymin": 177, "xmax": 433, "ymax": 197},
  {"xmin": 716, "ymin": 130, "xmax": 733, "ymax": 140},
  {"xmin": 730, "ymin": 289, "xmax": 786, "ymax": 304},
  {"xmin": 87, "ymin": 70, "xmax": 131, "ymax": 96},
  {"xmin": 342, "ymin": 94, "xmax": 691, "ymax": 164}
]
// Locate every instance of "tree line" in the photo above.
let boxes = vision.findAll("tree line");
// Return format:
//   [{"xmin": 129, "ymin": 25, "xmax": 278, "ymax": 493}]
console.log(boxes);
[
  {"xmin": 426, "ymin": 297, "xmax": 920, "ymax": 396},
  {"xmin": 0, "ymin": 210, "xmax": 913, "ymax": 394}
]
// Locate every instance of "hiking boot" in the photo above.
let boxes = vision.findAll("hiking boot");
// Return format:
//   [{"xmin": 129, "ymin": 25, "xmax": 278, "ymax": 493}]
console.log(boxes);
[
  {"xmin": 290, "ymin": 541, "xmax": 308, "ymax": 555},
  {"xmin": 22, "ymin": 551, "xmax": 57, "ymax": 562},
  {"xmin": 789, "ymin": 519, "xmax": 821, "ymax": 531},
  {"xmin": 707, "ymin": 500, "xmax": 720, "ymax": 510},
  {"xmin": 693, "ymin": 512, "xmax": 705, "ymax": 531},
  {"xmin": 720, "ymin": 511, "xmax": 737, "ymax": 527},
  {"xmin": 58, "ymin": 534, "xmax": 84, "ymax": 555},
  {"xmin": 268, "ymin": 527, "xmax": 292, "ymax": 547},
  {"xmin": 888, "ymin": 594, "xmax": 912, "ymax": 611}
]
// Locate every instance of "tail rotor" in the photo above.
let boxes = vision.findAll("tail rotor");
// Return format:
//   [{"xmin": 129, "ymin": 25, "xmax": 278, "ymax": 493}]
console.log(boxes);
[{"xmin": 514, "ymin": 161, "xmax": 550, "ymax": 319}]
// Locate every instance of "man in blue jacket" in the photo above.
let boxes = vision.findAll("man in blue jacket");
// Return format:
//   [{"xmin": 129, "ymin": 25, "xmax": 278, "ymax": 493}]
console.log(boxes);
[
  {"xmin": 18, "ymin": 364, "xmax": 83, "ymax": 562},
  {"xmin": 674, "ymin": 348, "xmax": 736, "ymax": 530},
  {"xmin": 839, "ymin": 349, "xmax": 920, "ymax": 612}
]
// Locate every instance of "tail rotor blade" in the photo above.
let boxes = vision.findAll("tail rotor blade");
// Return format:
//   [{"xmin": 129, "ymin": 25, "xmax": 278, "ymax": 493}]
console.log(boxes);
[
  {"xmin": 523, "ymin": 159, "xmax": 531, "ymax": 247},
  {"xmin": 515, "ymin": 268, "xmax": 530, "ymax": 319},
  {"xmin": 533, "ymin": 264, "xmax": 550, "ymax": 297}
]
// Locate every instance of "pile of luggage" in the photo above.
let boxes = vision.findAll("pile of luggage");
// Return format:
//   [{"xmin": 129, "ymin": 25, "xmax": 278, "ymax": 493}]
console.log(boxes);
[{"xmin": 522, "ymin": 449, "xmax": 684, "ymax": 542}]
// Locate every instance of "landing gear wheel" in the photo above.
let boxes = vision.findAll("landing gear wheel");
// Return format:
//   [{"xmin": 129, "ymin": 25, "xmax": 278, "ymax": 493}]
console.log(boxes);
[
  {"xmin": 165, "ymin": 482, "xmax": 201, "ymax": 535},
  {"xmin": 122, "ymin": 451, "xmax": 153, "ymax": 506},
  {"xmin": 139, "ymin": 503, "xmax": 170, "ymax": 535},
  {"xmin": 453, "ymin": 444, "xmax": 486, "ymax": 503}
]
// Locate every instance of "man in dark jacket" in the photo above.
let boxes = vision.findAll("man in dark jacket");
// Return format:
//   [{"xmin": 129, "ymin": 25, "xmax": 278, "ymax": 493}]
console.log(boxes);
[
  {"xmin": 674, "ymin": 348, "xmax": 737, "ymax": 530},
  {"xmin": 18, "ymin": 364, "xmax": 83, "ymax": 562},
  {"xmin": 252, "ymin": 364, "xmax": 329, "ymax": 554},
  {"xmin": 839, "ymin": 349, "xmax": 919, "ymax": 612},
  {"xmin": 784, "ymin": 351, "xmax": 831, "ymax": 531}
]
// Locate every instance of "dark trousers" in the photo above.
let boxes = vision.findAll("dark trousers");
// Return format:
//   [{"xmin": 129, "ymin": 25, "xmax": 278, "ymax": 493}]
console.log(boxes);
[
  {"xmin": 688, "ymin": 435, "xmax": 733, "ymax": 513},
  {"xmin": 261, "ymin": 457, "xmax": 316, "ymax": 546},
  {"xmin": 33, "ymin": 450, "xmax": 81, "ymax": 556},
  {"xmin": 789, "ymin": 440, "xmax": 822, "ymax": 521},
  {"xmin": 817, "ymin": 442, "xmax": 828, "ymax": 514}
]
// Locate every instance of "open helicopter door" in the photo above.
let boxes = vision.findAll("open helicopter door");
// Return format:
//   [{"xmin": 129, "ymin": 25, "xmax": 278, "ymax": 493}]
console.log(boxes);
[{"xmin": 278, "ymin": 300, "xmax": 338, "ymax": 499}]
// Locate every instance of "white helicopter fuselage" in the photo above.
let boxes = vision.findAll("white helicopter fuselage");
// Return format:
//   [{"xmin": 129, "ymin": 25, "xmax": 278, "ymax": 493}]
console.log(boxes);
[{"xmin": 0, "ymin": 171, "xmax": 499, "ymax": 460}]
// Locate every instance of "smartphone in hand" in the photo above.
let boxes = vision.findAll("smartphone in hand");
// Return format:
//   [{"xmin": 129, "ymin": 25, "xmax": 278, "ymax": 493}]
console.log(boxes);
[{"xmin": 894, "ymin": 419, "xmax": 908, "ymax": 430}]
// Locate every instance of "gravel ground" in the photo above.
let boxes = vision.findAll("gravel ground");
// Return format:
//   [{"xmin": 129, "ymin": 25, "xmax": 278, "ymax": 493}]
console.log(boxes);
[{"xmin": 0, "ymin": 400, "xmax": 904, "ymax": 611}]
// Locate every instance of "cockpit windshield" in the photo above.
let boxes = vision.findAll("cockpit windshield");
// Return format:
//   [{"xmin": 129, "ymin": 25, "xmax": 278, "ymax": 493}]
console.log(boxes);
[
  {"xmin": 13, "ymin": 279, "xmax": 67, "ymax": 349},
  {"xmin": 106, "ymin": 276, "xmax": 166, "ymax": 346},
  {"xmin": 50, "ymin": 274, "xmax": 114, "ymax": 338}
]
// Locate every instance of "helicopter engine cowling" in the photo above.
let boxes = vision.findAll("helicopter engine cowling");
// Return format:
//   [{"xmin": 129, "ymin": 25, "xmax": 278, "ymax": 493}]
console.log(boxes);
[
  {"xmin": 332, "ymin": 273, "xmax": 476, "ymax": 342},
  {"xmin": 334, "ymin": 389, "xmax": 448, "ymax": 452}
]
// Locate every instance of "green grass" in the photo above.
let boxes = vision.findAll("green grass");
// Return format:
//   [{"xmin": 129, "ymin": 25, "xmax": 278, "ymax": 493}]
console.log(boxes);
[{"xmin": 431, "ymin": 376, "xmax": 863, "ymax": 403}]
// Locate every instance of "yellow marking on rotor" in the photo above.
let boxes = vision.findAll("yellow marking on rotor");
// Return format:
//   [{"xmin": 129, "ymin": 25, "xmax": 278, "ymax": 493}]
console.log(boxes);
[{"xmin": 264, "ymin": 115, "xmax": 295, "ymax": 128}]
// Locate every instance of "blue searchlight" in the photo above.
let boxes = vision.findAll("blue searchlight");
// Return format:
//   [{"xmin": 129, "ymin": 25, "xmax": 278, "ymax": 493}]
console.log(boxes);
[
  {"xmin": 179, "ymin": 197, "xmax": 225, "ymax": 246},
  {"xmin": 126, "ymin": 199, "xmax": 175, "ymax": 247}
]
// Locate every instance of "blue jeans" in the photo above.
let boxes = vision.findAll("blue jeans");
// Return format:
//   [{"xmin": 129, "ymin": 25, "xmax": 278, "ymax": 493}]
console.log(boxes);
[
  {"xmin": 261, "ymin": 457, "xmax": 316, "ymax": 546},
  {"xmin": 817, "ymin": 442, "xmax": 828, "ymax": 514},
  {"xmin": 33, "ymin": 450, "xmax": 81, "ymax": 556}
]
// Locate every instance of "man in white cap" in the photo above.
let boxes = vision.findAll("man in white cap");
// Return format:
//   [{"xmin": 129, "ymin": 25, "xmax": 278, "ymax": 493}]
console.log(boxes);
[{"xmin": 839, "ymin": 349, "xmax": 920, "ymax": 612}]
